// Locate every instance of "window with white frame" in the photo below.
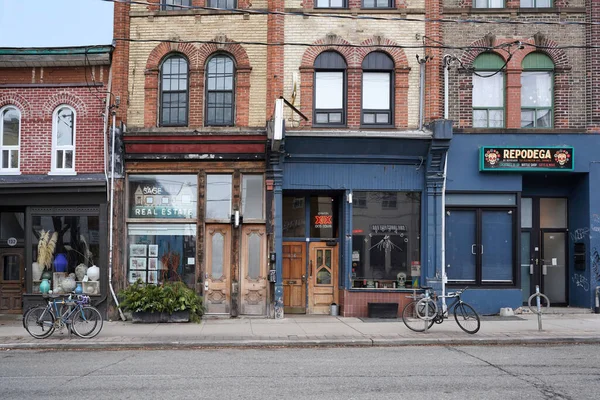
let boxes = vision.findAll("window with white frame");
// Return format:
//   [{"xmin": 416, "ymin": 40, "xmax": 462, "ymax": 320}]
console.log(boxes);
[
  {"xmin": 207, "ymin": 0, "xmax": 236, "ymax": 8},
  {"xmin": 362, "ymin": 52, "xmax": 393, "ymax": 126},
  {"xmin": 314, "ymin": 51, "xmax": 347, "ymax": 126},
  {"xmin": 0, "ymin": 106, "xmax": 20, "ymax": 173},
  {"xmin": 472, "ymin": 53, "xmax": 505, "ymax": 128},
  {"xmin": 52, "ymin": 106, "xmax": 76, "ymax": 174},
  {"xmin": 521, "ymin": 53, "xmax": 554, "ymax": 128},
  {"xmin": 161, "ymin": 0, "xmax": 191, "ymax": 10},
  {"xmin": 315, "ymin": 0, "xmax": 346, "ymax": 7},
  {"xmin": 520, "ymin": 0, "xmax": 551, "ymax": 7},
  {"xmin": 362, "ymin": 0, "xmax": 393, "ymax": 7},
  {"xmin": 473, "ymin": 0, "xmax": 504, "ymax": 7}
]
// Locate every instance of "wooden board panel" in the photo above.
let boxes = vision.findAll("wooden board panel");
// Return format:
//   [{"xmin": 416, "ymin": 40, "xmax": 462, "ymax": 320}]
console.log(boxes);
[
  {"xmin": 240, "ymin": 225, "xmax": 267, "ymax": 315},
  {"xmin": 204, "ymin": 225, "xmax": 231, "ymax": 314},
  {"xmin": 283, "ymin": 242, "xmax": 306, "ymax": 313},
  {"xmin": 0, "ymin": 249, "xmax": 24, "ymax": 314}
]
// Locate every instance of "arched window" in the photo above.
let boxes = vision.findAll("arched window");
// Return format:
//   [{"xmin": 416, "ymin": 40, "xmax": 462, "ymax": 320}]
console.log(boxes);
[
  {"xmin": 472, "ymin": 53, "xmax": 505, "ymax": 128},
  {"xmin": 362, "ymin": 52, "xmax": 394, "ymax": 126},
  {"xmin": 52, "ymin": 105, "xmax": 76, "ymax": 174},
  {"xmin": 314, "ymin": 51, "xmax": 347, "ymax": 126},
  {"xmin": 160, "ymin": 54, "xmax": 189, "ymax": 126},
  {"xmin": 0, "ymin": 106, "xmax": 20, "ymax": 173},
  {"xmin": 206, "ymin": 54, "xmax": 235, "ymax": 126},
  {"xmin": 521, "ymin": 53, "xmax": 554, "ymax": 128}
]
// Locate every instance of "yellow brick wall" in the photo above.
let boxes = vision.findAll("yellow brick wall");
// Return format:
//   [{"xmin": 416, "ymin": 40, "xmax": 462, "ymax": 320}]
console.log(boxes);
[
  {"xmin": 127, "ymin": 14, "xmax": 268, "ymax": 128},
  {"xmin": 283, "ymin": 16, "xmax": 425, "ymax": 128},
  {"xmin": 284, "ymin": 0, "xmax": 426, "ymax": 9}
]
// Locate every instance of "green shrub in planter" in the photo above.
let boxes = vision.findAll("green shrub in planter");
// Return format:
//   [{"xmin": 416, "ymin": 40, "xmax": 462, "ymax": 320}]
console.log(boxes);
[{"xmin": 118, "ymin": 279, "xmax": 204, "ymax": 323}]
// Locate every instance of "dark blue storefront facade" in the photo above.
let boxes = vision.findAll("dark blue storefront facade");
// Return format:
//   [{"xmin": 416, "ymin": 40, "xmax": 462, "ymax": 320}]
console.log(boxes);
[{"xmin": 446, "ymin": 133, "xmax": 600, "ymax": 315}]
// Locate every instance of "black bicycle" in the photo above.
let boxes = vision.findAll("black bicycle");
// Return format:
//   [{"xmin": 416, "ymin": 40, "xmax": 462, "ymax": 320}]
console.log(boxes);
[{"xmin": 402, "ymin": 286, "xmax": 480, "ymax": 334}]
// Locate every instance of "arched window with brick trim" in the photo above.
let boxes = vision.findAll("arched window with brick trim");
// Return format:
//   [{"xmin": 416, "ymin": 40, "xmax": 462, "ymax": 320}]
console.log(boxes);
[
  {"xmin": 521, "ymin": 53, "xmax": 554, "ymax": 128},
  {"xmin": 314, "ymin": 51, "xmax": 347, "ymax": 126},
  {"xmin": 0, "ymin": 105, "xmax": 20, "ymax": 173},
  {"xmin": 205, "ymin": 54, "xmax": 235, "ymax": 126},
  {"xmin": 161, "ymin": 0, "xmax": 191, "ymax": 10},
  {"xmin": 362, "ymin": 52, "xmax": 394, "ymax": 126},
  {"xmin": 51, "ymin": 105, "xmax": 76, "ymax": 175},
  {"xmin": 472, "ymin": 53, "xmax": 505, "ymax": 128},
  {"xmin": 160, "ymin": 54, "xmax": 189, "ymax": 127}
]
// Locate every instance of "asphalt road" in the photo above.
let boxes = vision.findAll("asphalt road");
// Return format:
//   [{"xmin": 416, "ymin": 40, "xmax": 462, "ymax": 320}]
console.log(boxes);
[{"xmin": 1, "ymin": 344, "xmax": 598, "ymax": 400}]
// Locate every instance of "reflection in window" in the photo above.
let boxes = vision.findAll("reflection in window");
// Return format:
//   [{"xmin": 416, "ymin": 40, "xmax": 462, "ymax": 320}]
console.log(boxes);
[
  {"xmin": 282, "ymin": 196, "xmax": 306, "ymax": 237},
  {"xmin": 242, "ymin": 175, "xmax": 264, "ymax": 220},
  {"xmin": 2, "ymin": 255, "xmax": 20, "ymax": 281},
  {"xmin": 0, "ymin": 212, "xmax": 24, "ymax": 239},
  {"xmin": 206, "ymin": 54, "xmax": 235, "ymax": 126},
  {"xmin": 310, "ymin": 196, "xmax": 337, "ymax": 239},
  {"xmin": 248, "ymin": 233, "xmax": 260, "ymax": 279},
  {"xmin": 206, "ymin": 175, "xmax": 232, "ymax": 220},
  {"xmin": 362, "ymin": 52, "xmax": 394, "ymax": 125},
  {"xmin": 161, "ymin": 0, "xmax": 190, "ymax": 10},
  {"xmin": 314, "ymin": 52, "xmax": 347, "ymax": 125}
]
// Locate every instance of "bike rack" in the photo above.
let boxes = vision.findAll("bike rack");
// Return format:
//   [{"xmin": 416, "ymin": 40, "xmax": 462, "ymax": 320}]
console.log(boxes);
[{"xmin": 527, "ymin": 285, "xmax": 550, "ymax": 331}]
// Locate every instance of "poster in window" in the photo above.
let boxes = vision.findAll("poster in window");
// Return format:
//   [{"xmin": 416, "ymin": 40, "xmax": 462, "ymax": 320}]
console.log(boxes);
[
  {"xmin": 130, "ymin": 244, "xmax": 147, "ymax": 257},
  {"xmin": 148, "ymin": 270, "xmax": 158, "ymax": 284},
  {"xmin": 128, "ymin": 270, "xmax": 146, "ymax": 283},
  {"xmin": 148, "ymin": 258, "xmax": 158, "ymax": 270},
  {"xmin": 148, "ymin": 244, "xmax": 159, "ymax": 257},
  {"xmin": 130, "ymin": 257, "xmax": 147, "ymax": 270}
]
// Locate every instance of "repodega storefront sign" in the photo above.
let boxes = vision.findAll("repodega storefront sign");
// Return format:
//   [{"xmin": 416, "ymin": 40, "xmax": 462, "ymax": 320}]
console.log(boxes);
[{"xmin": 480, "ymin": 146, "xmax": 574, "ymax": 171}]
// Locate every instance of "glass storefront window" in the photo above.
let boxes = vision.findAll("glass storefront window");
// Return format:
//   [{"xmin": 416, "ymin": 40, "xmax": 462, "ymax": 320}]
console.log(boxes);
[
  {"xmin": 128, "ymin": 175, "xmax": 197, "ymax": 219},
  {"xmin": 127, "ymin": 224, "xmax": 196, "ymax": 287},
  {"xmin": 1, "ymin": 212, "xmax": 24, "ymax": 240},
  {"xmin": 351, "ymin": 192, "xmax": 420, "ymax": 289},
  {"xmin": 31, "ymin": 214, "xmax": 100, "ymax": 293},
  {"xmin": 206, "ymin": 174, "xmax": 232, "ymax": 220},
  {"xmin": 282, "ymin": 196, "xmax": 306, "ymax": 238},
  {"xmin": 310, "ymin": 196, "xmax": 337, "ymax": 239},
  {"xmin": 242, "ymin": 175, "xmax": 264, "ymax": 220}
]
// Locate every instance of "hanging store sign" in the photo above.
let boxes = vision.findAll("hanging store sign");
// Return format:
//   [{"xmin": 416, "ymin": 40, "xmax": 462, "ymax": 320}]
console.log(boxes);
[{"xmin": 480, "ymin": 146, "xmax": 574, "ymax": 171}]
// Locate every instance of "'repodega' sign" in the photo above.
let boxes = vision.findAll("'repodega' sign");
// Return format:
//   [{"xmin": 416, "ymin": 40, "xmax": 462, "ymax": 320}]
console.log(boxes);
[{"xmin": 480, "ymin": 146, "xmax": 574, "ymax": 171}]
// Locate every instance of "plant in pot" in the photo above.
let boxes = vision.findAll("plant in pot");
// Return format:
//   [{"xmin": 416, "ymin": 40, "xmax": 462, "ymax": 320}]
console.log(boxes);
[
  {"xmin": 118, "ymin": 279, "xmax": 204, "ymax": 323},
  {"xmin": 36, "ymin": 230, "xmax": 58, "ymax": 284}
]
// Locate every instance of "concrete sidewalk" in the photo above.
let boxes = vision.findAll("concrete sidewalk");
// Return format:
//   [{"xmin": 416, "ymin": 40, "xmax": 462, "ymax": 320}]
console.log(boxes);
[{"xmin": 1, "ymin": 311, "xmax": 600, "ymax": 350}]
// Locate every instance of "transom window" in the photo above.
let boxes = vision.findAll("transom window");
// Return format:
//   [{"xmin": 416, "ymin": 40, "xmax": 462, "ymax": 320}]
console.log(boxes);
[
  {"xmin": 362, "ymin": 0, "xmax": 393, "ymax": 7},
  {"xmin": 315, "ymin": 0, "xmax": 346, "ymax": 7},
  {"xmin": 160, "ymin": 55, "xmax": 189, "ymax": 127},
  {"xmin": 362, "ymin": 52, "xmax": 393, "ymax": 126},
  {"xmin": 161, "ymin": 0, "xmax": 191, "ymax": 10},
  {"xmin": 52, "ymin": 106, "xmax": 76, "ymax": 174},
  {"xmin": 520, "ymin": 0, "xmax": 551, "ymax": 6},
  {"xmin": 472, "ymin": 53, "xmax": 505, "ymax": 128},
  {"xmin": 521, "ymin": 53, "xmax": 554, "ymax": 128},
  {"xmin": 473, "ymin": 0, "xmax": 504, "ymax": 7},
  {"xmin": 207, "ymin": 0, "xmax": 236, "ymax": 8},
  {"xmin": 206, "ymin": 54, "xmax": 235, "ymax": 126},
  {"xmin": 0, "ymin": 106, "xmax": 20, "ymax": 173},
  {"xmin": 314, "ymin": 52, "xmax": 346, "ymax": 126}
]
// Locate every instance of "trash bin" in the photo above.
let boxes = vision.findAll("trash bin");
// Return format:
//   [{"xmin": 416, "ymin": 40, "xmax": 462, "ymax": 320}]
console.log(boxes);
[{"xmin": 330, "ymin": 303, "xmax": 339, "ymax": 316}]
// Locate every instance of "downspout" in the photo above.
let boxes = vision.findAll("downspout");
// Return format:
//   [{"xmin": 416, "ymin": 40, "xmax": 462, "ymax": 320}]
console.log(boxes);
[
  {"xmin": 418, "ymin": 57, "xmax": 426, "ymax": 130},
  {"xmin": 109, "ymin": 111, "xmax": 126, "ymax": 321},
  {"xmin": 103, "ymin": 64, "xmax": 112, "ymax": 202},
  {"xmin": 441, "ymin": 55, "xmax": 452, "ymax": 312}
]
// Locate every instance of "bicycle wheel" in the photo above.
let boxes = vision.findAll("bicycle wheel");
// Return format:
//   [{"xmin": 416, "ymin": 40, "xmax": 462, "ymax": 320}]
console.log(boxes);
[
  {"xmin": 72, "ymin": 306, "xmax": 103, "ymax": 338},
  {"xmin": 402, "ymin": 300, "xmax": 435, "ymax": 332},
  {"xmin": 415, "ymin": 298, "xmax": 438, "ymax": 320},
  {"xmin": 23, "ymin": 306, "xmax": 55, "ymax": 339},
  {"xmin": 453, "ymin": 302, "xmax": 480, "ymax": 334}
]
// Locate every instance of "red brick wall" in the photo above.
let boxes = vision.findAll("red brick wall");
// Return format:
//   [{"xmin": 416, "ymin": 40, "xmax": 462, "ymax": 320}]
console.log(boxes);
[
  {"xmin": 0, "ymin": 66, "xmax": 109, "ymax": 85},
  {"xmin": 113, "ymin": 1, "xmax": 130, "ymax": 125},
  {"xmin": 266, "ymin": 0, "xmax": 284, "ymax": 120},
  {"xmin": 340, "ymin": 290, "xmax": 415, "ymax": 317},
  {"xmin": 0, "ymin": 87, "xmax": 106, "ymax": 174}
]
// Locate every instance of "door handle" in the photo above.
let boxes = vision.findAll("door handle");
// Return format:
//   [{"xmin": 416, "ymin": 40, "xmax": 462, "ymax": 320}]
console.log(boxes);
[
  {"xmin": 301, "ymin": 274, "xmax": 306, "ymax": 282},
  {"xmin": 480, "ymin": 245, "xmax": 484, "ymax": 255},
  {"xmin": 529, "ymin": 264, "xmax": 534, "ymax": 275},
  {"xmin": 542, "ymin": 265, "xmax": 548, "ymax": 275},
  {"xmin": 471, "ymin": 244, "xmax": 476, "ymax": 255},
  {"xmin": 310, "ymin": 260, "xmax": 313, "ymax": 277}
]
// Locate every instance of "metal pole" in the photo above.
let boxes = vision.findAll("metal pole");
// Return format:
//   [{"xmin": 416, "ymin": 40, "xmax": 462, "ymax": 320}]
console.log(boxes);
[
  {"xmin": 536, "ymin": 285, "xmax": 542, "ymax": 331},
  {"xmin": 444, "ymin": 56, "xmax": 450, "ymax": 120},
  {"xmin": 418, "ymin": 58, "xmax": 426, "ymax": 130}
]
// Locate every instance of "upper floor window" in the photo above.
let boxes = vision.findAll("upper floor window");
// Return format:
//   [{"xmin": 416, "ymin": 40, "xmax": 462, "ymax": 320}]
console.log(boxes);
[
  {"xmin": 362, "ymin": 52, "xmax": 394, "ymax": 126},
  {"xmin": 472, "ymin": 53, "xmax": 505, "ymax": 128},
  {"xmin": 473, "ymin": 0, "xmax": 503, "ymax": 7},
  {"xmin": 314, "ymin": 51, "xmax": 347, "ymax": 126},
  {"xmin": 521, "ymin": 53, "xmax": 554, "ymax": 128},
  {"xmin": 52, "ymin": 106, "xmax": 76, "ymax": 174},
  {"xmin": 161, "ymin": 0, "xmax": 191, "ymax": 10},
  {"xmin": 315, "ymin": 0, "xmax": 347, "ymax": 7},
  {"xmin": 207, "ymin": 0, "xmax": 236, "ymax": 8},
  {"xmin": 0, "ymin": 106, "xmax": 20, "ymax": 173},
  {"xmin": 362, "ymin": 0, "xmax": 393, "ymax": 7},
  {"xmin": 160, "ymin": 55, "xmax": 189, "ymax": 127},
  {"xmin": 206, "ymin": 54, "xmax": 235, "ymax": 126},
  {"xmin": 520, "ymin": 0, "xmax": 551, "ymax": 6}
]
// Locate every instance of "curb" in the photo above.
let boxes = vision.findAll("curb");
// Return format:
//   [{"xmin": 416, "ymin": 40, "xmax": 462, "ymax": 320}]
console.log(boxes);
[{"xmin": 2, "ymin": 336, "xmax": 600, "ymax": 350}]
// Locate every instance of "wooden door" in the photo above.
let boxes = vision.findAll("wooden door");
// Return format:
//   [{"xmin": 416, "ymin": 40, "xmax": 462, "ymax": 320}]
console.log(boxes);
[
  {"xmin": 240, "ymin": 225, "xmax": 267, "ymax": 315},
  {"xmin": 283, "ymin": 242, "xmax": 306, "ymax": 314},
  {"xmin": 204, "ymin": 225, "xmax": 231, "ymax": 314},
  {"xmin": 0, "ymin": 248, "xmax": 24, "ymax": 314},
  {"xmin": 308, "ymin": 243, "xmax": 338, "ymax": 314}
]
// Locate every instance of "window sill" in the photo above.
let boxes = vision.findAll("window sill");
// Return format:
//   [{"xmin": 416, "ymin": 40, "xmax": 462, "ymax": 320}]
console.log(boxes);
[
  {"xmin": 48, "ymin": 171, "xmax": 77, "ymax": 176},
  {"xmin": 0, "ymin": 171, "xmax": 21, "ymax": 175}
]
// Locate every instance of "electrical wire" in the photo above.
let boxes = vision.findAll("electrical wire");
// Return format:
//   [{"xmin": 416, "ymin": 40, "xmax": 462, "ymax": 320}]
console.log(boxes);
[{"xmin": 101, "ymin": 0, "xmax": 600, "ymax": 28}]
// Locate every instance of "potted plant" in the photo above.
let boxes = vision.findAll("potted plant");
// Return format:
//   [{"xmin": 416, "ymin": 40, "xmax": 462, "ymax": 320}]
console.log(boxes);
[
  {"xmin": 36, "ymin": 230, "xmax": 58, "ymax": 281},
  {"xmin": 118, "ymin": 279, "xmax": 204, "ymax": 323}
]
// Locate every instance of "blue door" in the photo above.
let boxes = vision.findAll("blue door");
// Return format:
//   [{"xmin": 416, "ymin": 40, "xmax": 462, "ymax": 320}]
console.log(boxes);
[{"xmin": 445, "ymin": 210, "xmax": 476, "ymax": 283}]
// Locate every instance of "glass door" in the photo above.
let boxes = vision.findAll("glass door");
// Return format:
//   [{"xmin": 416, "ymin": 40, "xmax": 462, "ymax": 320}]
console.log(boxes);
[{"xmin": 541, "ymin": 232, "xmax": 567, "ymax": 304}]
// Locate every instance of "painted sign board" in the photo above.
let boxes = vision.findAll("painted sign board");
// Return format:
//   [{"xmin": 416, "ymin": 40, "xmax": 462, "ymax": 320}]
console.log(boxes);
[{"xmin": 480, "ymin": 146, "xmax": 574, "ymax": 171}]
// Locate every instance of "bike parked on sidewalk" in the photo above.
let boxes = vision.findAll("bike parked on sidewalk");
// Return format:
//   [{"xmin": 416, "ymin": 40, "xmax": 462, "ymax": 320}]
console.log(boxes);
[
  {"xmin": 402, "ymin": 286, "xmax": 480, "ymax": 334},
  {"xmin": 23, "ymin": 293, "xmax": 103, "ymax": 339}
]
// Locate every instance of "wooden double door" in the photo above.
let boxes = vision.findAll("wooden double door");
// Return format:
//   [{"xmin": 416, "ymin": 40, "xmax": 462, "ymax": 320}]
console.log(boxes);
[
  {"xmin": 204, "ymin": 225, "xmax": 268, "ymax": 315},
  {"xmin": 0, "ymin": 248, "xmax": 24, "ymax": 314},
  {"xmin": 283, "ymin": 242, "xmax": 338, "ymax": 314}
]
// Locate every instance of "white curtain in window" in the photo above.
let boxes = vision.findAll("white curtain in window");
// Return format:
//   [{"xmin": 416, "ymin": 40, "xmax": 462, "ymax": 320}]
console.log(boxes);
[
  {"xmin": 521, "ymin": 71, "xmax": 552, "ymax": 107},
  {"xmin": 472, "ymin": 72, "xmax": 504, "ymax": 107},
  {"xmin": 315, "ymin": 72, "xmax": 343, "ymax": 109},
  {"xmin": 363, "ymin": 72, "xmax": 390, "ymax": 110}
]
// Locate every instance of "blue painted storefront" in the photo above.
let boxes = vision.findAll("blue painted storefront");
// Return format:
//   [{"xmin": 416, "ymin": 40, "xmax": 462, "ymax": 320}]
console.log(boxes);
[{"xmin": 447, "ymin": 133, "xmax": 600, "ymax": 314}]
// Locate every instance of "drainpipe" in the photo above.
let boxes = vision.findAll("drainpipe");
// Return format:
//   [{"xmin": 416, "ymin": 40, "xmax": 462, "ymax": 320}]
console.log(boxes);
[
  {"xmin": 109, "ymin": 111, "xmax": 126, "ymax": 321},
  {"xmin": 418, "ymin": 57, "xmax": 426, "ymax": 130},
  {"xmin": 103, "ymin": 64, "xmax": 112, "ymax": 203},
  {"xmin": 443, "ymin": 55, "xmax": 450, "ymax": 120}
]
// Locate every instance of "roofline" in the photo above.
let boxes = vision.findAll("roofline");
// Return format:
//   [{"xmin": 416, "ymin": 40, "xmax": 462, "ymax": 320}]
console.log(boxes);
[{"xmin": 0, "ymin": 45, "xmax": 114, "ymax": 56}]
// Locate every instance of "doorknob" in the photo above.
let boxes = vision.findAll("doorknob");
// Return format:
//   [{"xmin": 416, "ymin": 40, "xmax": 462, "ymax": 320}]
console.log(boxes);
[
  {"xmin": 301, "ymin": 274, "xmax": 306, "ymax": 282},
  {"xmin": 529, "ymin": 264, "xmax": 534, "ymax": 275}
]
